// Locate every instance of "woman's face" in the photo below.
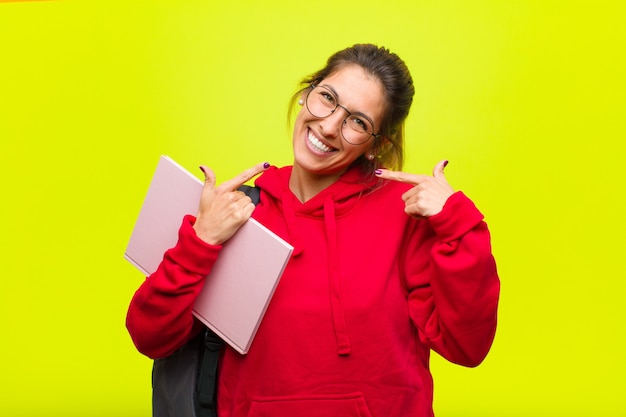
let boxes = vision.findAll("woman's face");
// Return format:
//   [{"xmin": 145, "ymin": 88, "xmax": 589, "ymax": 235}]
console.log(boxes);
[{"xmin": 292, "ymin": 64, "xmax": 386, "ymax": 177}]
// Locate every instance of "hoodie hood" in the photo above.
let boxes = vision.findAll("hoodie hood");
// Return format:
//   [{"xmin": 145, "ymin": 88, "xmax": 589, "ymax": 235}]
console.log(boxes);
[{"xmin": 254, "ymin": 165, "xmax": 379, "ymax": 355}]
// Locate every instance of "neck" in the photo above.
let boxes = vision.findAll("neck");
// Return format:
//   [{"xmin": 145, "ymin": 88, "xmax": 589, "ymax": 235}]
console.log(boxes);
[{"xmin": 289, "ymin": 165, "xmax": 345, "ymax": 203}]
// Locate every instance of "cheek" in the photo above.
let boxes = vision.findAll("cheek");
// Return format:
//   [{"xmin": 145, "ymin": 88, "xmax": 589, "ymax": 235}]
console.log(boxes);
[
  {"xmin": 293, "ymin": 107, "xmax": 315, "ymax": 138},
  {"xmin": 292, "ymin": 112, "xmax": 308, "ymax": 147},
  {"xmin": 293, "ymin": 108, "xmax": 307, "ymax": 130}
]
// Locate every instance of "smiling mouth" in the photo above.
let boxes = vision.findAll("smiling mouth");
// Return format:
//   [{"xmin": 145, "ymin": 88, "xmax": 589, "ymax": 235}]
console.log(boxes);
[{"xmin": 307, "ymin": 130, "xmax": 336, "ymax": 153}]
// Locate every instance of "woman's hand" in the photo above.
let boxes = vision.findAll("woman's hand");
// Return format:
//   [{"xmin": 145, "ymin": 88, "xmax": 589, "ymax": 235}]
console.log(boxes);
[
  {"xmin": 193, "ymin": 162, "xmax": 269, "ymax": 245},
  {"xmin": 375, "ymin": 160, "xmax": 454, "ymax": 218}
]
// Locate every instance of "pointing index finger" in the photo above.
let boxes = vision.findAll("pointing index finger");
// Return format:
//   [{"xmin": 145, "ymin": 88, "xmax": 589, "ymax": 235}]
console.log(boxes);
[
  {"xmin": 375, "ymin": 169, "xmax": 428, "ymax": 185},
  {"xmin": 217, "ymin": 162, "xmax": 270, "ymax": 192}
]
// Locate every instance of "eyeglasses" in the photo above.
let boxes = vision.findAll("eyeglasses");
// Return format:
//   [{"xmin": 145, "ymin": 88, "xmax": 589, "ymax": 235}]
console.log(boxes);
[{"xmin": 305, "ymin": 84, "xmax": 381, "ymax": 145}]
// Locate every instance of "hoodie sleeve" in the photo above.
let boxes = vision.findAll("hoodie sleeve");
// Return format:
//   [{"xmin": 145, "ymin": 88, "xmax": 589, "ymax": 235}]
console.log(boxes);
[
  {"xmin": 126, "ymin": 215, "xmax": 222, "ymax": 359},
  {"xmin": 403, "ymin": 191, "xmax": 500, "ymax": 367}
]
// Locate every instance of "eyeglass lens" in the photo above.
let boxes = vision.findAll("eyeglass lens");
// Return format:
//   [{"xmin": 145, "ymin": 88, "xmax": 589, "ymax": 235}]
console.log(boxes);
[{"xmin": 306, "ymin": 86, "xmax": 374, "ymax": 145}]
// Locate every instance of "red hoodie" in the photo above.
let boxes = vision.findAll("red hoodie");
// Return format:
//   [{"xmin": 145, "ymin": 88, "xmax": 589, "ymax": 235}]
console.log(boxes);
[{"xmin": 126, "ymin": 165, "xmax": 500, "ymax": 417}]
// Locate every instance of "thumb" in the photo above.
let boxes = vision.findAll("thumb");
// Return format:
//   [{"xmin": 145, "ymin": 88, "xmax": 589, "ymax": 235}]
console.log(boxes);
[
  {"xmin": 199, "ymin": 165, "xmax": 216, "ymax": 190},
  {"xmin": 433, "ymin": 159, "xmax": 449, "ymax": 179}
]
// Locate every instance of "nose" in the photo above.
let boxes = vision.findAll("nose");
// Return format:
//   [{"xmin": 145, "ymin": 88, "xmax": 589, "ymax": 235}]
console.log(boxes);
[{"xmin": 319, "ymin": 108, "xmax": 348, "ymax": 139}]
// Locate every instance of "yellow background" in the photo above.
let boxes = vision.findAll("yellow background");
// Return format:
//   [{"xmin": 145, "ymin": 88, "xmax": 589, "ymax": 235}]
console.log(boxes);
[{"xmin": 1, "ymin": 1, "xmax": 624, "ymax": 416}]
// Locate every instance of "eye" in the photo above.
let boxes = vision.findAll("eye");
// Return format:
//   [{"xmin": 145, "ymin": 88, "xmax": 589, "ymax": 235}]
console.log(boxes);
[
  {"xmin": 349, "ymin": 116, "xmax": 369, "ymax": 132},
  {"xmin": 320, "ymin": 91, "xmax": 336, "ymax": 105}
]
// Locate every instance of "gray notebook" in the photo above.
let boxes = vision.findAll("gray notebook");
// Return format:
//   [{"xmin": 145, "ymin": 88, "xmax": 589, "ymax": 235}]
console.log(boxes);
[{"xmin": 125, "ymin": 155, "xmax": 293, "ymax": 354}]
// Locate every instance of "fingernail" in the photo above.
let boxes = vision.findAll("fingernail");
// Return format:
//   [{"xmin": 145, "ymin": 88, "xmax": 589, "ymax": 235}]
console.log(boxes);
[
  {"xmin": 443, "ymin": 160, "xmax": 449, "ymax": 168},
  {"xmin": 374, "ymin": 169, "xmax": 382, "ymax": 176},
  {"xmin": 199, "ymin": 166, "xmax": 206, "ymax": 174},
  {"xmin": 263, "ymin": 162, "xmax": 270, "ymax": 169}
]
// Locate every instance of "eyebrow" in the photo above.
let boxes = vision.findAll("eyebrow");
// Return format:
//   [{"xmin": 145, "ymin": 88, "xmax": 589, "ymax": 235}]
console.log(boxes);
[{"xmin": 319, "ymin": 83, "xmax": 377, "ymax": 128}]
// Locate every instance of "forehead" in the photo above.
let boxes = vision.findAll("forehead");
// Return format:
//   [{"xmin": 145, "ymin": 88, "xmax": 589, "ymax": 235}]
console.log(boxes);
[{"xmin": 319, "ymin": 65, "xmax": 386, "ymax": 123}]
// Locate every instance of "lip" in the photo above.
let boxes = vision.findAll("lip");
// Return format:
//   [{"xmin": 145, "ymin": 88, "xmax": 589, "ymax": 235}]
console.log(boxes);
[{"xmin": 306, "ymin": 128, "xmax": 338, "ymax": 155}]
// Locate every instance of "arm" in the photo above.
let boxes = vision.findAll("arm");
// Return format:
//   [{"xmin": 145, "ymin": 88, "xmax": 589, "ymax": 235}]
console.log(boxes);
[
  {"xmin": 126, "ymin": 162, "xmax": 270, "ymax": 359},
  {"xmin": 126, "ymin": 215, "xmax": 221, "ymax": 359},
  {"xmin": 377, "ymin": 161, "xmax": 500, "ymax": 366},
  {"xmin": 404, "ymin": 192, "xmax": 500, "ymax": 367}
]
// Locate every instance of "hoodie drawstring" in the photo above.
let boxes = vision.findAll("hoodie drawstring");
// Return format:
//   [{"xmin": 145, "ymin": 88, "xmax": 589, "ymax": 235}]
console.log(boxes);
[
  {"xmin": 280, "ymin": 190, "xmax": 352, "ymax": 356},
  {"xmin": 324, "ymin": 195, "xmax": 352, "ymax": 355},
  {"xmin": 282, "ymin": 191, "xmax": 304, "ymax": 257}
]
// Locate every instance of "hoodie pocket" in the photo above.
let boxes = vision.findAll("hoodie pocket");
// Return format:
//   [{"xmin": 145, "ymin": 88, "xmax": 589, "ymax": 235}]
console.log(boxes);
[{"xmin": 248, "ymin": 392, "xmax": 373, "ymax": 417}]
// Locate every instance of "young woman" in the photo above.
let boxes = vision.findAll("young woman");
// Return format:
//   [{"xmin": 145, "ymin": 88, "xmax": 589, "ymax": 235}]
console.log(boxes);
[{"xmin": 127, "ymin": 43, "xmax": 500, "ymax": 417}]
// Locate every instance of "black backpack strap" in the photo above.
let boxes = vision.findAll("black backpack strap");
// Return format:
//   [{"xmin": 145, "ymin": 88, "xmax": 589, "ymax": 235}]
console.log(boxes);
[
  {"xmin": 237, "ymin": 184, "xmax": 261, "ymax": 205},
  {"xmin": 193, "ymin": 186, "xmax": 260, "ymax": 417},
  {"xmin": 194, "ymin": 329, "xmax": 222, "ymax": 417}
]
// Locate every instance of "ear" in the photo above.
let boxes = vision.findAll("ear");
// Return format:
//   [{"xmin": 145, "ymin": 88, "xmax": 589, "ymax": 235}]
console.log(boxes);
[
  {"xmin": 364, "ymin": 137, "xmax": 384, "ymax": 160},
  {"xmin": 298, "ymin": 90, "xmax": 307, "ymax": 106},
  {"xmin": 373, "ymin": 136, "xmax": 391, "ymax": 155}
]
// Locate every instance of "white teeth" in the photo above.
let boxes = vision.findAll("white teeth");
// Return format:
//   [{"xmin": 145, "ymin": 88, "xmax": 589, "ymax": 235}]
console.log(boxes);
[{"xmin": 308, "ymin": 131, "xmax": 333, "ymax": 153}]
